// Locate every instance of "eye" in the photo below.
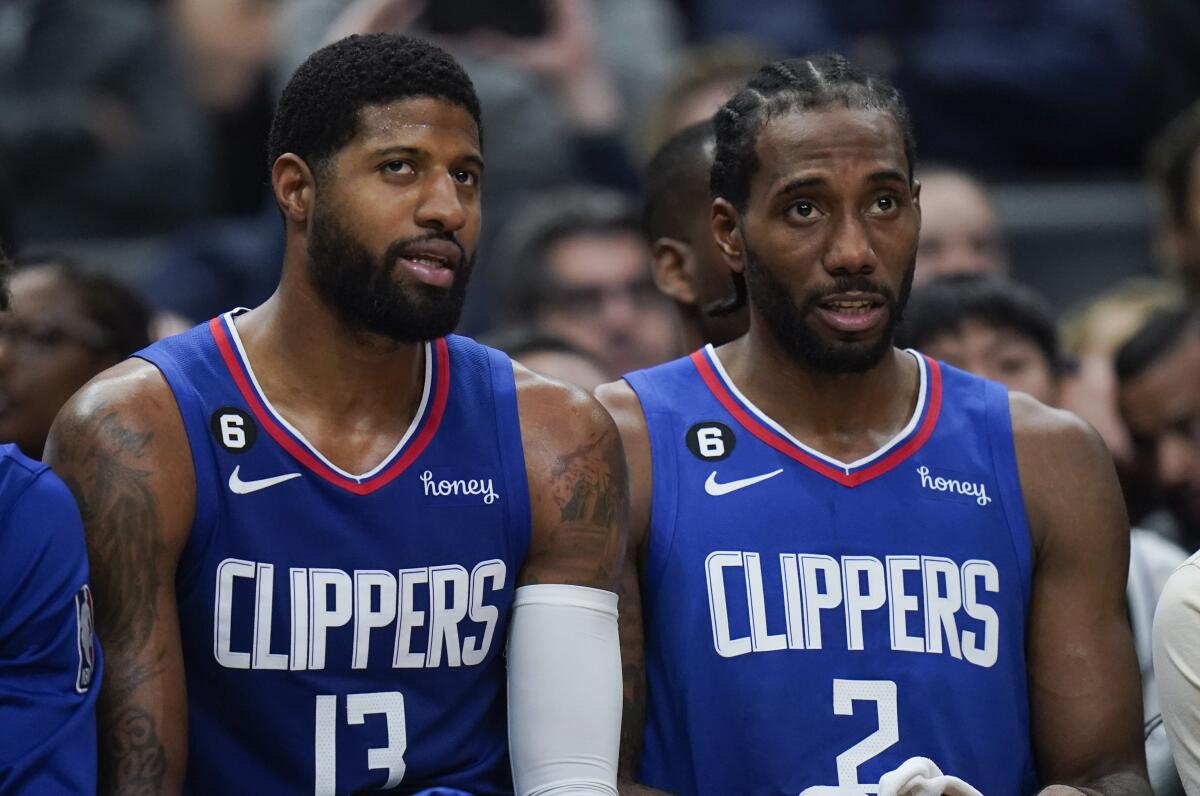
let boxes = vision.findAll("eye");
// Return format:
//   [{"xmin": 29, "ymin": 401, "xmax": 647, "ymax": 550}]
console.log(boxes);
[
  {"xmin": 453, "ymin": 169, "xmax": 479, "ymax": 187},
  {"xmin": 869, "ymin": 194, "xmax": 900, "ymax": 215},
  {"xmin": 786, "ymin": 201, "xmax": 821, "ymax": 221},
  {"xmin": 382, "ymin": 160, "xmax": 414, "ymax": 175}
]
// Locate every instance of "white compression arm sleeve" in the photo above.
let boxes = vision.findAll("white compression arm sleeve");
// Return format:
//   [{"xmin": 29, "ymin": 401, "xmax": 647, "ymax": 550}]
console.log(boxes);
[{"xmin": 507, "ymin": 584, "xmax": 622, "ymax": 796}]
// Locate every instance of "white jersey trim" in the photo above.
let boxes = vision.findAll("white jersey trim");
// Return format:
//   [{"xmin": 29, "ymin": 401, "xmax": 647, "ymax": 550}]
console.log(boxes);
[
  {"xmin": 222, "ymin": 310, "xmax": 433, "ymax": 483},
  {"xmin": 703, "ymin": 345, "xmax": 928, "ymax": 475}
]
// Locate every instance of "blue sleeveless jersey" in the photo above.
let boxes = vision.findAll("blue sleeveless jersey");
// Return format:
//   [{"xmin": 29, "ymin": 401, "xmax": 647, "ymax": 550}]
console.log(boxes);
[
  {"xmin": 136, "ymin": 312, "xmax": 531, "ymax": 795},
  {"xmin": 625, "ymin": 346, "xmax": 1038, "ymax": 796}
]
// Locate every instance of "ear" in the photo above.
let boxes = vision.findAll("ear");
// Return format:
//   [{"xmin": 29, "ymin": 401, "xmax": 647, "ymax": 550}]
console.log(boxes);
[
  {"xmin": 712, "ymin": 197, "xmax": 746, "ymax": 274},
  {"xmin": 271, "ymin": 153, "xmax": 317, "ymax": 225},
  {"xmin": 912, "ymin": 178, "xmax": 922, "ymax": 231},
  {"xmin": 1158, "ymin": 222, "xmax": 1186, "ymax": 271},
  {"xmin": 650, "ymin": 238, "xmax": 700, "ymax": 306}
]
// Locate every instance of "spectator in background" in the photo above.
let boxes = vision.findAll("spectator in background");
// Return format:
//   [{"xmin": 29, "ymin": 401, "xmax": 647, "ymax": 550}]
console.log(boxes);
[
  {"xmin": 496, "ymin": 186, "xmax": 679, "ymax": 375},
  {"xmin": 690, "ymin": 0, "xmax": 1146, "ymax": 172},
  {"xmin": 0, "ymin": 257, "xmax": 151, "ymax": 460},
  {"xmin": 0, "ymin": 0, "xmax": 210, "ymax": 243},
  {"xmin": 481, "ymin": 327, "xmax": 613, "ymax": 392},
  {"xmin": 642, "ymin": 121, "xmax": 747, "ymax": 352},
  {"xmin": 1147, "ymin": 101, "xmax": 1200, "ymax": 298},
  {"xmin": 638, "ymin": 39, "xmax": 769, "ymax": 161},
  {"xmin": 1060, "ymin": 278, "xmax": 1183, "ymax": 523},
  {"xmin": 914, "ymin": 165, "xmax": 1008, "ymax": 285},
  {"xmin": 1118, "ymin": 307, "xmax": 1200, "ymax": 552},
  {"xmin": 897, "ymin": 273, "xmax": 1188, "ymax": 796},
  {"xmin": 0, "ymin": 245, "xmax": 103, "ymax": 795}
]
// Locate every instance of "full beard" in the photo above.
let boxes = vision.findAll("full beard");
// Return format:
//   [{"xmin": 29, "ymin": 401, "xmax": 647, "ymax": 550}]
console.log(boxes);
[
  {"xmin": 743, "ymin": 243, "xmax": 915, "ymax": 374},
  {"xmin": 306, "ymin": 204, "xmax": 472, "ymax": 343}
]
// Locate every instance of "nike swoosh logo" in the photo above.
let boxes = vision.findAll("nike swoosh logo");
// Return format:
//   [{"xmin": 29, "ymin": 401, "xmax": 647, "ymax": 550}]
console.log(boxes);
[
  {"xmin": 704, "ymin": 468, "xmax": 784, "ymax": 496},
  {"xmin": 228, "ymin": 465, "xmax": 302, "ymax": 495}
]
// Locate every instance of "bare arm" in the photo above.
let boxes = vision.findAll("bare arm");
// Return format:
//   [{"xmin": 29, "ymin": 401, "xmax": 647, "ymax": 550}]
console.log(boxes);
[
  {"xmin": 44, "ymin": 360, "xmax": 194, "ymax": 796},
  {"xmin": 1013, "ymin": 394, "xmax": 1150, "ymax": 796},
  {"xmin": 517, "ymin": 370, "xmax": 627, "ymax": 590},
  {"xmin": 596, "ymin": 380, "xmax": 674, "ymax": 796}
]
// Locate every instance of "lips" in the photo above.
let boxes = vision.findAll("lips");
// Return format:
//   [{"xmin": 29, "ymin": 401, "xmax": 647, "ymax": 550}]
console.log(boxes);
[
  {"xmin": 813, "ymin": 291, "xmax": 887, "ymax": 333},
  {"xmin": 395, "ymin": 238, "xmax": 463, "ymax": 289}
]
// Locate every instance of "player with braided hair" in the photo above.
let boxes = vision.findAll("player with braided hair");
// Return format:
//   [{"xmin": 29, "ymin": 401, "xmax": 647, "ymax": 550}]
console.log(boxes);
[{"xmin": 600, "ymin": 54, "xmax": 1148, "ymax": 795}]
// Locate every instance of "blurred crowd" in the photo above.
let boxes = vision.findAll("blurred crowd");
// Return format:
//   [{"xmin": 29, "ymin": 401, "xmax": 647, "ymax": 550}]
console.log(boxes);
[{"xmin": 3, "ymin": 0, "xmax": 1200, "ymax": 599}]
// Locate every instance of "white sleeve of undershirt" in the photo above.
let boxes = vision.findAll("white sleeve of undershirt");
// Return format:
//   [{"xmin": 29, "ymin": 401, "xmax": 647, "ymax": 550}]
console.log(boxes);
[
  {"xmin": 507, "ymin": 583, "xmax": 622, "ymax": 796},
  {"xmin": 1154, "ymin": 552, "xmax": 1200, "ymax": 796}
]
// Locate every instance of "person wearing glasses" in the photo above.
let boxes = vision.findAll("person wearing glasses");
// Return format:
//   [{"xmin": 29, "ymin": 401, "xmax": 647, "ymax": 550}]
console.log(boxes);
[{"xmin": 0, "ymin": 256, "xmax": 151, "ymax": 460}]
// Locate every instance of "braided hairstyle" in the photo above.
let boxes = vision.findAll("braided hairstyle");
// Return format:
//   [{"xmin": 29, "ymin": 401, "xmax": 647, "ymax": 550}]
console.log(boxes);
[
  {"xmin": 268, "ymin": 34, "xmax": 482, "ymax": 178},
  {"xmin": 705, "ymin": 54, "xmax": 916, "ymax": 316}
]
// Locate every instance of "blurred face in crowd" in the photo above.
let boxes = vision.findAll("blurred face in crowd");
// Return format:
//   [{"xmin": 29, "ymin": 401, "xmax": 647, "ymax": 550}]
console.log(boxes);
[
  {"xmin": 714, "ymin": 107, "xmax": 919, "ymax": 373},
  {"xmin": 301, "ymin": 98, "xmax": 482, "ymax": 342},
  {"xmin": 1119, "ymin": 333, "xmax": 1200, "ymax": 541},
  {"xmin": 0, "ymin": 267, "xmax": 121, "ymax": 458},
  {"xmin": 917, "ymin": 319, "xmax": 1059, "ymax": 406},
  {"xmin": 915, "ymin": 172, "xmax": 1006, "ymax": 285},
  {"xmin": 536, "ymin": 231, "xmax": 679, "ymax": 375}
]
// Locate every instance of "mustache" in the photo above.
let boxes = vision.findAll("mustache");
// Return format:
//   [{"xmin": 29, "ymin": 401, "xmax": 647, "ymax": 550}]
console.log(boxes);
[
  {"xmin": 802, "ymin": 275, "xmax": 896, "ymax": 308},
  {"xmin": 383, "ymin": 232, "xmax": 466, "ymax": 268}
]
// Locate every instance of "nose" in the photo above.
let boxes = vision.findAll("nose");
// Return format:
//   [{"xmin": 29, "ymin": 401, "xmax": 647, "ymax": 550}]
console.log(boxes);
[
  {"xmin": 414, "ymin": 172, "xmax": 467, "ymax": 233},
  {"xmin": 1157, "ymin": 433, "xmax": 1199, "ymax": 490},
  {"xmin": 0, "ymin": 336, "xmax": 16, "ymax": 374},
  {"xmin": 822, "ymin": 211, "xmax": 877, "ymax": 275},
  {"xmin": 599, "ymin": 290, "xmax": 638, "ymax": 331}
]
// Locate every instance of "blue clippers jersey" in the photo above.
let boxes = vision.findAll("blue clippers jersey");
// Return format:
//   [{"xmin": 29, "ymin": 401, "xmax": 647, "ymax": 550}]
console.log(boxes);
[
  {"xmin": 0, "ymin": 444, "xmax": 100, "ymax": 794},
  {"xmin": 625, "ymin": 346, "xmax": 1037, "ymax": 796},
  {"xmin": 136, "ymin": 312, "xmax": 530, "ymax": 795}
]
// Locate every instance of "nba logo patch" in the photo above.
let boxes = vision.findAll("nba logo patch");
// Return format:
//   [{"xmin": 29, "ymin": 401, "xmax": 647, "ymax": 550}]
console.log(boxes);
[{"xmin": 74, "ymin": 584, "xmax": 96, "ymax": 693}]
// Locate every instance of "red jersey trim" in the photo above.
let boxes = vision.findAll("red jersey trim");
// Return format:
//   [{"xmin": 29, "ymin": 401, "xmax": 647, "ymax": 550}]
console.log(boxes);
[
  {"xmin": 691, "ymin": 349, "xmax": 943, "ymax": 488},
  {"xmin": 209, "ymin": 317, "xmax": 450, "ymax": 495}
]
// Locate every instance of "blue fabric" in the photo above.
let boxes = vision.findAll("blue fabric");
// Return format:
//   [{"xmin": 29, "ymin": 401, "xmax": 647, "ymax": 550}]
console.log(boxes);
[
  {"xmin": 137, "ymin": 315, "xmax": 530, "ymax": 795},
  {"xmin": 626, "ymin": 349, "xmax": 1037, "ymax": 795},
  {"xmin": 0, "ymin": 444, "xmax": 101, "ymax": 794}
]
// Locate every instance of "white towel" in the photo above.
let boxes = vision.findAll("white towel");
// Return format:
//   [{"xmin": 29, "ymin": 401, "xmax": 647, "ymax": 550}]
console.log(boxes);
[{"xmin": 876, "ymin": 757, "xmax": 984, "ymax": 796}]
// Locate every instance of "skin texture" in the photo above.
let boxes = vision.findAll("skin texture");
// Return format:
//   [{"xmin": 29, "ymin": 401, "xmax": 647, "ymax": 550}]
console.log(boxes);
[
  {"xmin": 45, "ymin": 96, "xmax": 627, "ymax": 795},
  {"xmin": 1119, "ymin": 334, "xmax": 1200, "ymax": 548},
  {"xmin": 0, "ymin": 268, "xmax": 122, "ymax": 459},
  {"xmin": 599, "ymin": 106, "xmax": 1147, "ymax": 795},
  {"xmin": 537, "ymin": 231, "xmax": 680, "ymax": 376},
  {"xmin": 914, "ymin": 171, "xmax": 1006, "ymax": 285}
]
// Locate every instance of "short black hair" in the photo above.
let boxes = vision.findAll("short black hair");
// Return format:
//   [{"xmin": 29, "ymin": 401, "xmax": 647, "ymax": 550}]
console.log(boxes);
[
  {"xmin": 1115, "ymin": 305, "xmax": 1197, "ymax": 383},
  {"xmin": 1147, "ymin": 100, "xmax": 1200, "ymax": 228},
  {"xmin": 0, "ymin": 244, "xmax": 12, "ymax": 312},
  {"xmin": 895, "ymin": 274, "xmax": 1063, "ymax": 373},
  {"xmin": 268, "ymin": 34, "xmax": 482, "ymax": 176},
  {"xmin": 711, "ymin": 53, "xmax": 915, "ymax": 212},
  {"xmin": 642, "ymin": 120, "xmax": 715, "ymax": 243},
  {"xmin": 16, "ymin": 255, "xmax": 151, "ymax": 357}
]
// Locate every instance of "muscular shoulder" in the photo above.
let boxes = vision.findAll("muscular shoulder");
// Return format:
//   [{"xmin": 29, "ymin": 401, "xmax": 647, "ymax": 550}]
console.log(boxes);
[
  {"xmin": 514, "ymin": 364, "xmax": 622, "ymax": 457},
  {"xmin": 45, "ymin": 358, "xmax": 194, "ymax": 554},
  {"xmin": 1009, "ymin": 391, "xmax": 1126, "ymax": 556}
]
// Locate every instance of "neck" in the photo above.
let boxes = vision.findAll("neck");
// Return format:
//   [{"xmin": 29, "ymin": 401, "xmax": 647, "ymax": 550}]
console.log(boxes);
[
  {"xmin": 232, "ymin": 257, "xmax": 427, "ymax": 424},
  {"xmin": 719, "ymin": 318, "xmax": 919, "ymax": 459}
]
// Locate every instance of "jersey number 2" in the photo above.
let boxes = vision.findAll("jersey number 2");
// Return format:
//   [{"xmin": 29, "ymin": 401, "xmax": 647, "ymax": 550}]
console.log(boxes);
[
  {"xmin": 315, "ymin": 692, "xmax": 407, "ymax": 794},
  {"xmin": 798, "ymin": 679, "xmax": 898, "ymax": 795}
]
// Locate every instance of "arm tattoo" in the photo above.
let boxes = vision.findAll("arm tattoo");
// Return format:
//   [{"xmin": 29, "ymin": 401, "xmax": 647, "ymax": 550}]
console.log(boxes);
[
  {"xmin": 51, "ymin": 407, "xmax": 169, "ymax": 793},
  {"xmin": 546, "ymin": 428, "xmax": 626, "ymax": 585},
  {"xmin": 103, "ymin": 706, "xmax": 167, "ymax": 795},
  {"xmin": 53, "ymin": 408, "xmax": 160, "ymax": 657}
]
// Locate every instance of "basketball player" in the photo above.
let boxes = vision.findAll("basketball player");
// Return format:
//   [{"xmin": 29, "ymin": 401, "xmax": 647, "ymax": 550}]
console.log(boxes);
[
  {"xmin": 599, "ymin": 55, "xmax": 1148, "ymax": 795},
  {"xmin": 642, "ymin": 120, "xmax": 747, "ymax": 351},
  {"xmin": 0, "ymin": 248, "xmax": 101, "ymax": 794},
  {"xmin": 45, "ymin": 35, "xmax": 625, "ymax": 795}
]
